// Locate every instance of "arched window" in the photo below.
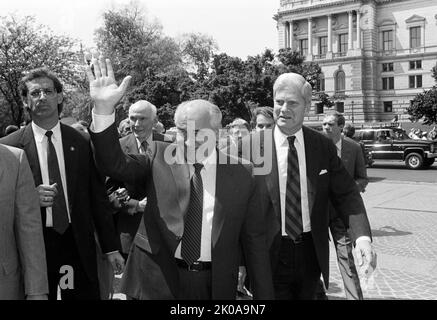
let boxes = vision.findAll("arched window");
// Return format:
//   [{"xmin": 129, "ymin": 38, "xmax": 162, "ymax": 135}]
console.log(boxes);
[{"xmin": 335, "ymin": 70, "xmax": 345, "ymax": 93}]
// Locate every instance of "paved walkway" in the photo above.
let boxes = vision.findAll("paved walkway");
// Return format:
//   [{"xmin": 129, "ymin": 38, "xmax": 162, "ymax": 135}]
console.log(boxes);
[{"xmin": 327, "ymin": 180, "xmax": 437, "ymax": 300}]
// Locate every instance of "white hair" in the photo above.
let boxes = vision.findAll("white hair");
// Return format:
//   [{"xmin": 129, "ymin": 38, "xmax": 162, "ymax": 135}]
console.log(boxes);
[
  {"xmin": 273, "ymin": 73, "xmax": 312, "ymax": 106},
  {"xmin": 174, "ymin": 99, "xmax": 222, "ymax": 130}
]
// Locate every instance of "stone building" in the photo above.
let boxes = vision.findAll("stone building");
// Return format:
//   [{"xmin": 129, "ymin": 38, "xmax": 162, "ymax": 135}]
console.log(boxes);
[{"xmin": 275, "ymin": 0, "xmax": 437, "ymax": 125}]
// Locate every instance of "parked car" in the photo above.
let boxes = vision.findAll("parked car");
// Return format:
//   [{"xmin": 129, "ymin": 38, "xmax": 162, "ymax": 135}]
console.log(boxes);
[{"xmin": 353, "ymin": 127, "xmax": 437, "ymax": 169}]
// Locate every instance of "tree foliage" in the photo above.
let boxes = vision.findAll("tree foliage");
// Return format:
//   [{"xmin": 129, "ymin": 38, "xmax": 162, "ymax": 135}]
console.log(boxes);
[
  {"xmin": 407, "ymin": 87, "xmax": 437, "ymax": 125},
  {"xmin": 0, "ymin": 15, "xmax": 81, "ymax": 128}
]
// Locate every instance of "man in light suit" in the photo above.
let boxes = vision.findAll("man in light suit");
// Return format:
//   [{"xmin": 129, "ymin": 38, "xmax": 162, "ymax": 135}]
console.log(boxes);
[
  {"xmin": 87, "ymin": 57, "xmax": 274, "ymax": 300},
  {"xmin": 247, "ymin": 73, "xmax": 376, "ymax": 300},
  {"xmin": 319, "ymin": 111, "xmax": 368, "ymax": 300},
  {"xmin": 0, "ymin": 68, "xmax": 124, "ymax": 300},
  {"xmin": 0, "ymin": 143, "xmax": 48, "ymax": 300}
]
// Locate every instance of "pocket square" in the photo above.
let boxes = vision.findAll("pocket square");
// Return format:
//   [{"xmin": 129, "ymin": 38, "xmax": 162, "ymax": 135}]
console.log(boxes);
[{"xmin": 319, "ymin": 169, "xmax": 328, "ymax": 175}]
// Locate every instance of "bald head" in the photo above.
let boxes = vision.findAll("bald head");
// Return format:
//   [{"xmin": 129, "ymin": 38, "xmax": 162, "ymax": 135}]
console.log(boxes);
[
  {"xmin": 174, "ymin": 99, "xmax": 222, "ymax": 152},
  {"xmin": 128, "ymin": 100, "xmax": 158, "ymax": 141}
]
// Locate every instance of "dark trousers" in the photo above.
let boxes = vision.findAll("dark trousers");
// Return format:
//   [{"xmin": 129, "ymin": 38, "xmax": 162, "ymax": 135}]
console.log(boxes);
[
  {"xmin": 44, "ymin": 226, "xmax": 100, "ymax": 300},
  {"xmin": 273, "ymin": 233, "xmax": 321, "ymax": 300},
  {"xmin": 176, "ymin": 267, "xmax": 212, "ymax": 300},
  {"xmin": 330, "ymin": 217, "xmax": 363, "ymax": 300}
]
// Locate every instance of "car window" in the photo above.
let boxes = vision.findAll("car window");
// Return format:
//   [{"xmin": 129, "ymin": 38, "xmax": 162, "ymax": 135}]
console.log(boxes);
[{"xmin": 362, "ymin": 131, "xmax": 374, "ymax": 140}]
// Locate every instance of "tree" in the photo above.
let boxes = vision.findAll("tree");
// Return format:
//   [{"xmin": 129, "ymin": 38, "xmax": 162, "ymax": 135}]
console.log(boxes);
[
  {"xmin": 179, "ymin": 32, "xmax": 218, "ymax": 80},
  {"xmin": 94, "ymin": 1, "xmax": 182, "ymax": 87},
  {"xmin": 0, "ymin": 15, "xmax": 81, "ymax": 128},
  {"xmin": 407, "ymin": 62, "xmax": 437, "ymax": 125},
  {"xmin": 407, "ymin": 87, "xmax": 437, "ymax": 125}
]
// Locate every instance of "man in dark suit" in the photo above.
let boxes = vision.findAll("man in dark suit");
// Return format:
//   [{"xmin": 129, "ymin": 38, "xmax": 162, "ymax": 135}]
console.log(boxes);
[
  {"xmin": 247, "ymin": 73, "xmax": 376, "ymax": 300},
  {"xmin": 0, "ymin": 68, "xmax": 124, "ymax": 300},
  {"xmin": 319, "ymin": 111, "xmax": 368, "ymax": 300},
  {"xmin": 87, "ymin": 57, "xmax": 274, "ymax": 300}
]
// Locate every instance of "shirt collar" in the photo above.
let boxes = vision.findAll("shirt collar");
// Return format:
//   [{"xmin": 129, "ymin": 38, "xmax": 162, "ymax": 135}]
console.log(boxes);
[
  {"xmin": 136, "ymin": 134, "xmax": 153, "ymax": 148},
  {"xmin": 32, "ymin": 121, "xmax": 61, "ymax": 143},
  {"xmin": 274, "ymin": 125, "xmax": 304, "ymax": 147}
]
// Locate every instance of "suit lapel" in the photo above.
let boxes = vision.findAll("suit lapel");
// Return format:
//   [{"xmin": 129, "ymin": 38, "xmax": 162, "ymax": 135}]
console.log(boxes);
[
  {"xmin": 21, "ymin": 125, "xmax": 42, "ymax": 187},
  {"xmin": 302, "ymin": 127, "xmax": 318, "ymax": 216},
  {"xmin": 60, "ymin": 124, "xmax": 78, "ymax": 211},
  {"xmin": 125, "ymin": 134, "xmax": 139, "ymax": 154}
]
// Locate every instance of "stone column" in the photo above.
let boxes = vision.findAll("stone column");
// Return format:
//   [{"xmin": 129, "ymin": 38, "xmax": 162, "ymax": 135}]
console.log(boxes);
[
  {"xmin": 348, "ymin": 11, "xmax": 353, "ymax": 51},
  {"xmin": 308, "ymin": 18, "xmax": 313, "ymax": 58},
  {"xmin": 284, "ymin": 22, "xmax": 289, "ymax": 48},
  {"xmin": 289, "ymin": 21, "xmax": 294, "ymax": 50},
  {"xmin": 327, "ymin": 14, "xmax": 333, "ymax": 58},
  {"xmin": 356, "ymin": 10, "xmax": 361, "ymax": 50}
]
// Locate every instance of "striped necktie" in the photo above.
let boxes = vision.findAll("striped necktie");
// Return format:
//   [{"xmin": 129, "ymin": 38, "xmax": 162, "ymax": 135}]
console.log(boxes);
[
  {"xmin": 285, "ymin": 136, "xmax": 303, "ymax": 240},
  {"xmin": 181, "ymin": 163, "xmax": 204, "ymax": 265}
]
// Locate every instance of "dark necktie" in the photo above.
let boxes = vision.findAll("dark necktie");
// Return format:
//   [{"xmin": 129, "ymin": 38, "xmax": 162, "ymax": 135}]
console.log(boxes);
[
  {"xmin": 181, "ymin": 163, "xmax": 204, "ymax": 265},
  {"xmin": 45, "ymin": 131, "xmax": 69, "ymax": 234},
  {"xmin": 140, "ymin": 140, "xmax": 151, "ymax": 156},
  {"xmin": 285, "ymin": 136, "xmax": 303, "ymax": 240}
]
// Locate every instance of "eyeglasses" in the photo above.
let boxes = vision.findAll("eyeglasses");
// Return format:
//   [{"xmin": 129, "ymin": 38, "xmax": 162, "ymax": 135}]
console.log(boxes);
[{"xmin": 29, "ymin": 88, "xmax": 57, "ymax": 98}]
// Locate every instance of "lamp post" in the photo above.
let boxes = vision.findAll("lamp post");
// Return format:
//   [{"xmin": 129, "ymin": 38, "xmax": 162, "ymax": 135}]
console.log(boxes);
[{"xmin": 351, "ymin": 100, "xmax": 355, "ymax": 124}]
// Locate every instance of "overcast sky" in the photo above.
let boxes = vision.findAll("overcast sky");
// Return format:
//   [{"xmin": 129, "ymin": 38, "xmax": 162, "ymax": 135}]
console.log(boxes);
[{"xmin": 0, "ymin": 0, "xmax": 280, "ymax": 59}]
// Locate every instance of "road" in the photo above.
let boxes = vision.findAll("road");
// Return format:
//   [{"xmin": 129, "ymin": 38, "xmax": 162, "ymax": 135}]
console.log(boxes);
[{"xmin": 368, "ymin": 160, "xmax": 437, "ymax": 183}]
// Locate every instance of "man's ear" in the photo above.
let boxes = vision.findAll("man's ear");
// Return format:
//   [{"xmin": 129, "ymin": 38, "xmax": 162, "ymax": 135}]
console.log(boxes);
[{"xmin": 57, "ymin": 92, "xmax": 63, "ymax": 105}]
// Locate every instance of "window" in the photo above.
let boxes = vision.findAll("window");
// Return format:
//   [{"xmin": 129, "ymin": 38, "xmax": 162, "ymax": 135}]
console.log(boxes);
[
  {"xmin": 335, "ymin": 102, "xmax": 344, "ymax": 113},
  {"xmin": 316, "ymin": 103, "xmax": 324, "ymax": 114},
  {"xmin": 383, "ymin": 101, "xmax": 393, "ymax": 113},
  {"xmin": 409, "ymin": 60, "xmax": 422, "ymax": 69},
  {"xmin": 319, "ymin": 36, "xmax": 327, "ymax": 55},
  {"xmin": 410, "ymin": 26, "xmax": 421, "ymax": 48},
  {"xmin": 316, "ymin": 74, "xmax": 325, "ymax": 92},
  {"xmin": 335, "ymin": 71, "xmax": 345, "ymax": 93},
  {"xmin": 409, "ymin": 75, "xmax": 422, "ymax": 88},
  {"xmin": 382, "ymin": 77, "xmax": 394, "ymax": 90},
  {"xmin": 382, "ymin": 63, "xmax": 394, "ymax": 72},
  {"xmin": 338, "ymin": 34, "xmax": 348, "ymax": 53},
  {"xmin": 362, "ymin": 131, "xmax": 375, "ymax": 141},
  {"xmin": 382, "ymin": 30, "xmax": 393, "ymax": 51},
  {"xmin": 300, "ymin": 39, "xmax": 308, "ymax": 56}
]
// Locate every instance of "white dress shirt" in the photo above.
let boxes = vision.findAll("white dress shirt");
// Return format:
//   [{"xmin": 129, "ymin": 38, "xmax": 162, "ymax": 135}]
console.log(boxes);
[
  {"xmin": 274, "ymin": 126, "xmax": 311, "ymax": 235},
  {"xmin": 136, "ymin": 135, "xmax": 153, "ymax": 154},
  {"xmin": 335, "ymin": 139, "xmax": 342, "ymax": 158},
  {"xmin": 91, "ymin": 111, "xmax": 217, "ymax": 261},
  {"xmin": 32, "ymin": 121, "xmax": 71, "ymax": 227}
]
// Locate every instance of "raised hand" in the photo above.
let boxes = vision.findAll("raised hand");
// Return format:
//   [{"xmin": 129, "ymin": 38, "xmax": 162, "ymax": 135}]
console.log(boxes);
[{"xmin": 86, "ymin": 56, "xmax": 131, "ymax": 115}]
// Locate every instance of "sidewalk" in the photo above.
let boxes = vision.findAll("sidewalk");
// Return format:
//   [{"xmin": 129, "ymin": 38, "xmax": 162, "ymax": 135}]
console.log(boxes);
[{"xmin": 327, "ymin": 180, "xmax": 437, "ymax": 300}]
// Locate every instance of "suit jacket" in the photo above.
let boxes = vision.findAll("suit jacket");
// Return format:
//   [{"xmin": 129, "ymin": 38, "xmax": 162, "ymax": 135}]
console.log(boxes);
[
  {"xmin": 109, "ymin": 132, "xmax": 170, "ymax": 254},
  {"xmin": 0, "ymin": 144, "xmax": 48, "ymax": 299},
  {"xmin": 0, "ymin": 124, "xmax": 120, "ymax": 282},
  {"xmin": 247, "ymin": 126, "xmax": 372, "ymax": 287},
  {"xmin": 90, "ymin": 123, "xmax": 274, "ymax": 300},
  {"xmin": 340, "ymin": 136, "xmax": 368, "ymax": 193}
]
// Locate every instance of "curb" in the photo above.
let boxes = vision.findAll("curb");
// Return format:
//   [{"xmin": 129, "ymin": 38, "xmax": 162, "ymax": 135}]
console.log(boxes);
[{"xmin": 369, "ymin": 179, "xmax": 437, "ymax": 186}]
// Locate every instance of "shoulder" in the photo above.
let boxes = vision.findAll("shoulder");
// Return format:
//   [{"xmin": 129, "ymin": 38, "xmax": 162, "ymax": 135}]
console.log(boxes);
[
  {"xmin": 0, "ymin": 143, "xmax": 23, "ymax": 163},
  {"xmin": 0, "ymin": 127, "xmax": 26, "ymax": 146},
  {"xmin": 119, "ymin": 133, "xmax": 134, "ymax": 146},
  {"xmin": 302, "ymin": 125, "xmax": 332, "ymax": 147},
  {"xmin": 343, "ymin": 136, "xmax": 361, "ymax": 151}
]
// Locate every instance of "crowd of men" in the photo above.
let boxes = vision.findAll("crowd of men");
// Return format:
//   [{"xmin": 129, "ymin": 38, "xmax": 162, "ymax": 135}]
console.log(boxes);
[{"xmin": 0, "ymin": 55, "xmax": 376, "ymax": 300}]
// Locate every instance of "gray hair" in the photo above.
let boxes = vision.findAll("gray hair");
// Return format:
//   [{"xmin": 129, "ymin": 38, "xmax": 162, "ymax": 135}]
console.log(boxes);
[
  {"xmin": 129, "ymin": 100, "xmax": 157, "ymax": 119},
  {"xmin": 273, "ymin": 73, "xmax": 312, "ymax": 106}
]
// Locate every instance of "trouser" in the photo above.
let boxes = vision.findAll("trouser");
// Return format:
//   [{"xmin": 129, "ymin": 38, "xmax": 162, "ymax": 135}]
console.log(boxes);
[
  {"xmin": 273, "ymin": 232, "xmax": 321, "ymax": 300},
  {"xmin": 44, "ymin": 226, "xmax": 100, "ymax": 300},
  {"xmin": 330, "ymin": 217, "xmax": 363, "ymax": 300}
]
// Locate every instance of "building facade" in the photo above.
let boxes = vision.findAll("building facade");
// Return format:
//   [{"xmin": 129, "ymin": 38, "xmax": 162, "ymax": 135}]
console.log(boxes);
[{"xmin": 275, "ymin": 0, "xmax": 437, "ymax": 125}]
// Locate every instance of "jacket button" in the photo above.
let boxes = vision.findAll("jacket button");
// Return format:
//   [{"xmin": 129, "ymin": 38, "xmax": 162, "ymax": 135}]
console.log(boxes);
[{"xmin": 176, "ymin": 236, "xmax": 182, "ymax": 241}]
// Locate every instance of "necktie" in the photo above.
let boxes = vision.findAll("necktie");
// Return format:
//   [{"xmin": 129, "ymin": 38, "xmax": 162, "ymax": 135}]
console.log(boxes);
[
  {"xmin": 45, "ymin": 131, "xmax": 69, "ymax": 234},
  {"xmin": 181, "ymin": 163, "xmax": 204, "ymax": 265},
  {"xmin": 285, "ymin": 136, "xmax": 303, "ymax": 240},
  {"xmin": 140, "ymin": 140, "xmax": 151, "ymax": 156}
]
